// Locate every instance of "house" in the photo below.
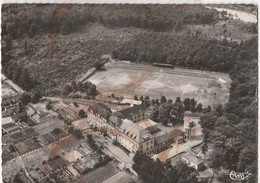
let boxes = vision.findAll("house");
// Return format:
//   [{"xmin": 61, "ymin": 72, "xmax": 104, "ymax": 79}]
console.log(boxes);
[
  {"xmin": 117, "ymin": 104, "xmax": 147, "ymax": 122},
  {"xmin": 169, "ymin": 129, "xmax": 185, "ymax": 144},
  {"xmin": 183, "ymin": 111, "xmax": 202, "ymax": 139},
  {"xmin": 88, "ymin": 103, "xmax": 112, "ymax": 127},
  {"xmin": 117, "ymin": 119, "xmax": 154, "ymax": 156},
  {"xmin": 182, "ymin": 153, "xmax": 204, "ymax": 170},
  {"xmin": 153, "ymin": 129, "xmax": 184, "ymax": 153}
]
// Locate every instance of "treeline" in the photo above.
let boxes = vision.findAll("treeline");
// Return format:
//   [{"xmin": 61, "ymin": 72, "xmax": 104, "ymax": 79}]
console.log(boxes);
[
  {"xmin": 199, "ymin": 37, "xmax": 257, "ymax": 182},
  {"xmin": 146, "ymin": 96, "xmax": 209, "ymax": 126},
  {"xmin": 133, "ymin": 152, "xmax": 199, "ymax": 183},
  {"xmin": 63, "ymin": 81, "xmax": 98, "ymax": 98},
  {"xmin": 2, "ymin": 62, "xmax": 37, "ymax": 91},
  {"xmin": 112, "ymin": 32, "xmax": 239, "ymax": 72},
  {"xmin": 2, "ymin": 4, "xmax": 221, "ymax": 38}
]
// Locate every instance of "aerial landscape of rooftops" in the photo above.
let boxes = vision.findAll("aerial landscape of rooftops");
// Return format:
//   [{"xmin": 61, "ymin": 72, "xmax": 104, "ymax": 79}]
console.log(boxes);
[{"xmin": 1, "ymin": 3, "xmax": 258, "ymax": 183}]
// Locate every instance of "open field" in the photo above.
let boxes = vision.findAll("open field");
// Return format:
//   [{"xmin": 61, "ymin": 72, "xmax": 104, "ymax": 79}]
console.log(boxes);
[{"xmin": 87, "ymin": 62, "xmax": 231, "ymax": 107}]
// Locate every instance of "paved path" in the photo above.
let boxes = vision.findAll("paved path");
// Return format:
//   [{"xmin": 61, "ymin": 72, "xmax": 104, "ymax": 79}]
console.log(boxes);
[
  {"xmin": 102, "ymin": 171, "xmax": 132, "ymax": 183},
  {"xmin": 2, "ymin": 74, "xmax": 25, "ymax": 93}
]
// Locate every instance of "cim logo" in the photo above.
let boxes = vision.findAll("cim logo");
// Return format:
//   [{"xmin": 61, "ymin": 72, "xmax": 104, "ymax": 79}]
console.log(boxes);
[{"xmin": 228, "ymin": 171, "xmax": 252, "ymax": 181}]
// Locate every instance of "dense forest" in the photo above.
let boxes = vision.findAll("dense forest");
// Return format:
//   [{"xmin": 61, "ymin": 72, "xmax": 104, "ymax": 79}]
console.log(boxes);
[
  {"xmin": 199, "ymin": 37, "xmax": 257, "ymax": 182},
  {"xmin": 112, "ymin": 32, "xmax": 240, "ymax": 72},
  {"xmin": 2, "ymin": 4, "xmax": 221, "ymax": 38}
]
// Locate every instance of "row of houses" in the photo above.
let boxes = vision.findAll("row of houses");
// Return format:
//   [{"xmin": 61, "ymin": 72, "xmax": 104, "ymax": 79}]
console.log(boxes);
[{"xmin": 87, "ymin": 103, "xmax": 192, "ymax": 156}]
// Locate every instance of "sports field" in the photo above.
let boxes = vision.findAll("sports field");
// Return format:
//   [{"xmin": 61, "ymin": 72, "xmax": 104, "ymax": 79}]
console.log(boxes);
[{"xmin": 87, "ymin": 62, "xmax": 231, "ymax": 107}]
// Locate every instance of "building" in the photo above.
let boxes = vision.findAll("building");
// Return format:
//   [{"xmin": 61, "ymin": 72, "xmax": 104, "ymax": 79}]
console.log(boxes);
[
  {"xmin": 117, "ymin": 104, "xmax": 147, "ymax": 122},
  {"xmin": 183, "ymin": 111, "xmax": 202, "ymax": 139},
  {"xmin": 2, "ymin": 117, "xmax": 13, "ymax": 125},
  {"xmin": 153, "ymin": 129, "xmax": 184, "ymax": 153},
  {"xmin": 88, "ymin": 103, "xmax": 112, "ymax": 128},
  {"xmin": 182, "ymin": 153, "xmax": 204, "ymax": 170},
  {"xmin": 117, "ymin": 119, "xmax": 154, "ymax": 156},
  {"xmin": 2, "ymin": 95, "xmax": 21, "ymax": 118},
  {"xmin": 119, "ymin": 98, "xmax": 143, "ymax": 107},
  {"xmin": 137, "ymin": 118, "xmax": 158, "ymax": 133}
]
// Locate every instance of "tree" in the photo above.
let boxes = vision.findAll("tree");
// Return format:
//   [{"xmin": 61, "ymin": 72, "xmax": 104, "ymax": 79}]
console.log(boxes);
[
  {"xmin": 158, "ymin": 102, "xmax": 173, "ymax": 125},
  {"xmin": 13, "ymin": 173, "xmax": 24, "ymax": 183},
  {"xmin": 160, "ymin": 96, "xmax": 167, "ymax": 103},
  {"xmin": 132, "ymin": 152, "xmax": 199, "ymax": 183},
  {"xmin": 190, "ymin": 98, "xmax": 197, "ymax": 112},
  {"xmin": 31, "ymin": 91, "xmax": 42, "ymax": 103},
  {"xmin": 68, "ymin": 126, "xmax": 74, "ymax": 134},
  {"xmin": 52, "ymin": 128, "xmax": 61, "ymax": 135},
  {"xmin": 150, "ymin": 104, "xmax": 159, "ymax": 121},
  {"xmin": 73, "ymin": 129, "xmax": 84, "ymax": 139},
  {"xmin": 73, "ymin": 102, "xmax": 78, "ymax": 107},
  {"xmin": 209, "ymin": 147, "xmax": 227, "ymax": 169},
  {"xmin": 78, "ymin": 109, "xmax": 86, "ymax": 118},
  {"xmin": 94, "ymin": 61, "xmax": 102, "ymax": 70},
  {"xmin": 134, "ymin": 95, "xmax": 138, "ymax": 100},
  {"xmin": 64, "ymin": 85, "xmax": 72, "ymax": 94},
  {"xmin": 175, "ymin": 97, "xmax": 181, "ymax": 103},
  {"xmin": 20, "ymin": 93, "xmax": 31, "ymax": 105},
  {"xmin": 89, "ymin": 84, "xmax": 97, "ymax": 96},
  {"xmin": 196, "ymin": 103, "xmax": 203, "ymax": 113},
  {"xmin": 183, "ymin": 98, "xmax": 191, "ymax": 111}
]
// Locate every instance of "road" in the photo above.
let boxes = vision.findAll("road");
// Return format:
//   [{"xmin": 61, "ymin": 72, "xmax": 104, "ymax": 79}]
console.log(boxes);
[
  {"xmin": 93, "ymin": 135, "xmax": 136, "ymax": 175},
  {"xmin": 44, "ymin": 96, "xmax": 128, "ymax": 111},
  {"xmin": 102, "ymin": 171, "xmax": 132, "ymax": 183},
  {"xmin": 152, "ymin": 138, "xmax": 203, "ymax": 162},
  {"xmin": 2, "ymin": 74, "xmax": 25, "ymax": 93}
]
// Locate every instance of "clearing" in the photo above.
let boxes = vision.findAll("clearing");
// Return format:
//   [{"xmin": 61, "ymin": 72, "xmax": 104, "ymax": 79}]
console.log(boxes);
[{"xmin": 87, "ymin": 61, "xmax": 231, "ymax": 107}]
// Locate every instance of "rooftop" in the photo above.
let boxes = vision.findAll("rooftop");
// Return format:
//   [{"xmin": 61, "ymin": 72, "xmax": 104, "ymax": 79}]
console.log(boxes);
[
  {"xmin": 137, "ymin": 118, "xmax": 157, "ymax": 129},
  {"xmin": 153, "ymin": 131, "xmax": 169, "ymax": 144},
  {"xmin": 46, "ymin": 156, "xmax": 68, "ymax": 170},
  {"xmin": 2, "ymin": 117, "xmax": 13, "ymax": 125},
  {"xmin": 118, "ymin": 104, "xmax": 146, "ymax": 119},
  {"xmin": 120, "ymin": 98, "xmax": 143, "ymax": 106},
  {"xmin": 152, "ymin": 129, "xmax": 184, "ymax": 144},
  {"xmin": 109, "ymin": 115, "xmax": 123, "ymax": 127},
  {"xmin": 182, "ymin": 153, "xmax": 204, "ymax": 165},
  {"xmin": 120, "ymin": 119, "xmax": 152, "ymax": 143},
  {"xmin": 88, "ymin": 103, "xmax": 112, "ymax": 119}
]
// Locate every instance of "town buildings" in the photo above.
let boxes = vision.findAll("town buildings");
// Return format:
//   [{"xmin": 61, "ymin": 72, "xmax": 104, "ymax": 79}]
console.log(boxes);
[{"xmin": 88, "ymin": 102, "xmax": 187, "ymax": 156}]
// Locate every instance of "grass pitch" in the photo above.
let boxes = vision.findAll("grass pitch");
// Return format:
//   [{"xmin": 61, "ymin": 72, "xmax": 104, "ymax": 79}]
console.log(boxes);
[{"xmin": 87, "ymin": 62, "xmax": 231, "ymax": 107}]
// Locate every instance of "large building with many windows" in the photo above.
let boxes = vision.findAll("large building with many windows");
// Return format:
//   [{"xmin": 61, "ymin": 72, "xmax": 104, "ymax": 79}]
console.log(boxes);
[{"xmin": 88, "ymin": 102, "xmax": 185, "ymax": 156}]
